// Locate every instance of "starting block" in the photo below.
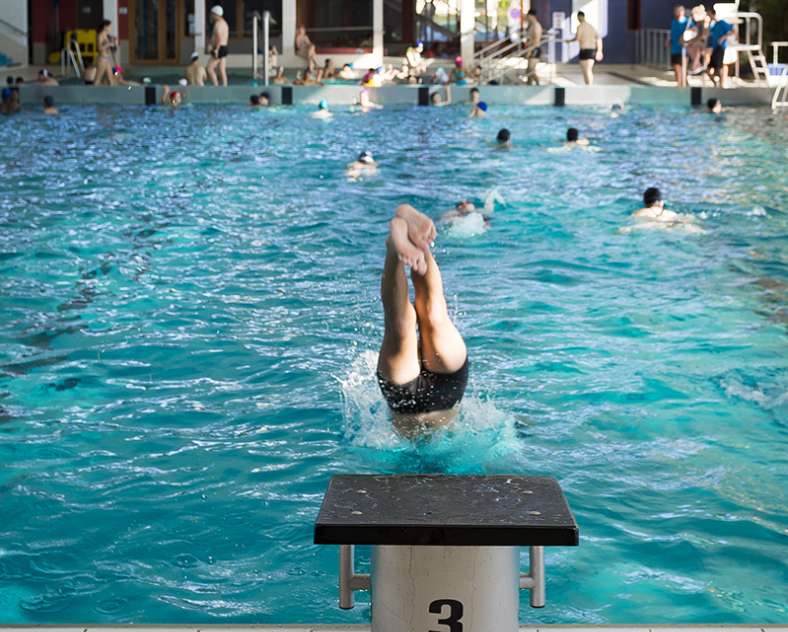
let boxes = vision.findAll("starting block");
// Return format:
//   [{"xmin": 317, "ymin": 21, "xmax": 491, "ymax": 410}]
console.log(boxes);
[{"xmin": 314, "ymin": 474, "xmax": 579, "ymax": 632}]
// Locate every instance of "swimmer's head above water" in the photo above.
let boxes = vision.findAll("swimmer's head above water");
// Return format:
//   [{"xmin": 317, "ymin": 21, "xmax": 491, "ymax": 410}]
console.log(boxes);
[
  {"xmin": 496, "ymin": 128, "xmax": 511, "ymax": 146},
  {"xmin": 357, "ymin": 150, "xmax": 375, "ymax": 165},
  {"xmin": 470, "ymin": 87, "xmax": 480, "ymax": 104},
  {"xmin": 707, "ymin": 98, "xmax": 722, "ymax": 114},
  {"xmin": 455, "ymin": 200, "xmax": 476, "ymax": 215},
  {"xmin": 643, "ymin": 186, "xmax": 663, "ymax": 209},
  {"xmin": 567, "ymin": 127, "xmax": 579, "ymax": 142}
]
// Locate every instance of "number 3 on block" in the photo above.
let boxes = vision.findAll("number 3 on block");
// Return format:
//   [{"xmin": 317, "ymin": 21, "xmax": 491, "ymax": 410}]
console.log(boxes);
[{"xmin": 428, "ymin": 599, "xmax": 464, "ymax": 632}]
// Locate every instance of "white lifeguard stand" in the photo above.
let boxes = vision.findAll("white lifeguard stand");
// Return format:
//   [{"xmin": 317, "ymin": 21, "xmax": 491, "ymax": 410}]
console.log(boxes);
[{"xmin": 315, "ymin": 474, "xmax": 579, "ymax": 632}]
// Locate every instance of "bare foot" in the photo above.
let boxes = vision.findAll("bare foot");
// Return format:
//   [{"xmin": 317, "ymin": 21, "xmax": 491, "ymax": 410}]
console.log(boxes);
[
  {"xmin": 389, "ymin": 217, "xmax": 427, "ymax": 275},
  {"xmin": 395, "ymin": 204, "xmax": 436, "ymax": 252}
]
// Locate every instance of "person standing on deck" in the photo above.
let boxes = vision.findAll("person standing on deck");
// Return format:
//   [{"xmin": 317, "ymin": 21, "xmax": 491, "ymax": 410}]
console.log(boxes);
[
  {"xmin": 705, "ymin": 7, "xmax": 734, "ymax": 88},
  {"xmin": 564, "ymin": 11, "xmax": 603, "ymax": 85},
  {"xmin": 207, "ymin": 6, "xmax": 229, "ymax": 87},
  {"xmin": 377, "ymin": 205, "xmax": 468, "ymax": 439},
  {"xmin": 525, "ymin": 9, "xmax": 544, "ymax": 85},
  {"xmin": 670, "ymin": 6, "xmax": 688, "ymax": 87}
]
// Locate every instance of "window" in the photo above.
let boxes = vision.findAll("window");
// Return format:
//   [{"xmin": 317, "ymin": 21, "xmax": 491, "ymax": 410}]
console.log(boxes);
[{"xmin": 298, "ymin": 0, "xmax": 374, "ymax": 50}]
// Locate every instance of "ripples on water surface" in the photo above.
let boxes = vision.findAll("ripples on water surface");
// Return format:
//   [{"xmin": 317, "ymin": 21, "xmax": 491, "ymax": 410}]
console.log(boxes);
[{"xmin": 0, "ymin": 104, "xmax": 786, "ymax": 623}]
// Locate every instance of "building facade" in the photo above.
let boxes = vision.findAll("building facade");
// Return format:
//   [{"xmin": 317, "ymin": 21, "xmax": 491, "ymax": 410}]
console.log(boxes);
[{"xmin": 16, "ymin": 0, "xmax": 680, "ymax": 68}]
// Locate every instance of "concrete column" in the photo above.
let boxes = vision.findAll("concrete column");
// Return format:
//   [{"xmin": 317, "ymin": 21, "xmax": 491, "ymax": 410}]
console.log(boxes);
[
  {"xmin": 373, "ymin": 0, "xmax": 384, "ymax": 64},
  {"xmin": 195, "ymin": 0, "xmax": 206, "ymax": 54},
  {"xmin": 282, "ymin": 0, "xmax": 296, "ymax": 65},
  {"xmin": 460, "ymin": 0, "xmax": 474, "ymax": 64}
]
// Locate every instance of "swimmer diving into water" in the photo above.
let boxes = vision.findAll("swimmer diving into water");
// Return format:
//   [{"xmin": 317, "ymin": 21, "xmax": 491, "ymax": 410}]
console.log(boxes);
[{"xmin": 377, "ymin": 205, "xmax": 468, "ymax": 438}]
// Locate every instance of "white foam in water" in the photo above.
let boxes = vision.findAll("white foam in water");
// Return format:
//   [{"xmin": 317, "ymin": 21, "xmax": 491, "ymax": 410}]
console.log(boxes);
[
  {"xmin": 338, "ymin": 351, "xmax": 524, "ymax": 469},
  {"xmin": 446, "ymin": 212, "xmax": 487, "ymax": 238},
  {"xmin": 484, "ymin": 188, "xmax": 505, "ymax": 215}
]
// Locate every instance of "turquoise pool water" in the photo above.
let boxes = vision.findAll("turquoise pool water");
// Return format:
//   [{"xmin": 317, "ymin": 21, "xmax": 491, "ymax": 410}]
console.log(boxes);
[{"xmin": 0, "ymin": 103, "xmax": 786, "ymax": 623}]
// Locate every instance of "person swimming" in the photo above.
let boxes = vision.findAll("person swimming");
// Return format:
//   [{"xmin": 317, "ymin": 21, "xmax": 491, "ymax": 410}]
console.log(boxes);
[
  {"xmin": 358, "ymin": 88, "xmax": 383, "ymax": 111},
  {"xmin": 566, "ymin": 127, "xmax": 589, "ymax": 146},
  {"xmin": 43, "ymin": 95, "xmax": 58, "ymax": 115},
  {"xmin": 470, "ymin": 101, "xmax": 488, "ymax": 118},
  {"xmin": 161, "ymin": 85, "xmax": 182, "ymax": 107},
  {"xmin": 346, "ymin": 150, "xmax": 378, "ymax": 180},
  {"xmin": 621, "ymin": 187, "xmax": 703, "ymax": 234},
  {"xmin": 441, "ymin": 200, "xmax": 491, "ymax": 228},
  {"xmin": 377, "ymin": 204, "xmax": 468, "ymax": 438},
  {"xmin": 259, "ymin": 91, "xmax": 271, "ymax": 106},
  {"xmin": 312, "ymin": 99, "xmax": 332, "ymax": 119},
  {"xmin": 496, "ymin": 128, "xmax": 512, "ymax": 148},
  {"xmin": 707, "ymin": 98, "xmax": 723, "ymax": 115}
]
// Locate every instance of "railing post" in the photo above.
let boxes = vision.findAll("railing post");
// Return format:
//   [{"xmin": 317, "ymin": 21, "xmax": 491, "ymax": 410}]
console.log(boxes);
[
  {"xmin": 264, "ymin": 11, "xmax": 270, "ymax": 86},
  {"xmin": 252, "ymin": 12, "xmax": 259, "ymax": 79}
]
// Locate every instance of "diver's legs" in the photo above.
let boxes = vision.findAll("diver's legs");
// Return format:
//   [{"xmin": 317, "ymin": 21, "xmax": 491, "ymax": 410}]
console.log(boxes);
[
  {"xmin": 377, "ymin": 220, "xmax": 421, "ymax": 385},
  {"xmin": 411, "ymin": 248, "xmax": 467, "ymax": 375}
]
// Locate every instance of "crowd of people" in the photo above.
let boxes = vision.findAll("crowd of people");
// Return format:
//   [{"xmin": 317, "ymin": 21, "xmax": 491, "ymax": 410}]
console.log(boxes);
[{"xmin": 670, "ymin": 4, "xmax": 737, "ymax": 88}]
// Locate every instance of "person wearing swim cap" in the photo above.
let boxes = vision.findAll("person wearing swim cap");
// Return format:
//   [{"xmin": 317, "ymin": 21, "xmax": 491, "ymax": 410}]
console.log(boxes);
[
  {"xmin": 37, "ymin": 68, "xmax": 59, "ymax": 86},
  {"xmin": 346, "ymin": 150, "xmax": 378, "ymax": 180},
  {"xmin": 452, "ymin": 56, "xmax": 467, "ymax": 85},
  {"xmin": 161, "ymin": 85, "xmax": 182, "ymax": 107},
  {"xmin": 207, "ymin": 6, "xmax": 229, "ymax": 87},
  {"xmin": 186, "ymin": 51, "xmax": 207, "ymax": 86},
  {"xmin": 312, "ymin": 99, "xmax": 332, "ymax": 119},
  {"xmin": 377, "ymin": 204, "xmax": 468, "ymax": 439},
  {"xmin": 42, "ymin": 95, "xmax": 58, "ymax": 116},
  {"xmin": 496, "ymin": 128, "xmax": 512, "ymax": 148},
  {"xmin": 470, "ymin": 100, "xmax": 488, "ymax": 118}
]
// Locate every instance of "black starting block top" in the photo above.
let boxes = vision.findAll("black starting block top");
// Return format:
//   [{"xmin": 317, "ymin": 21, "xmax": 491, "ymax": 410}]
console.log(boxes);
[{"xmin": 314, "ymin": 475, "xmax": 579, "ymax": 546}]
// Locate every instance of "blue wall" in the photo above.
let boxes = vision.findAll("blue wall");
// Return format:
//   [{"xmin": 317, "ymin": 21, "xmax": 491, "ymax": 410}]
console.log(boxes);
[{"xmin": 539, "ymin": 0, "xmax": 678, "ymax": 63}]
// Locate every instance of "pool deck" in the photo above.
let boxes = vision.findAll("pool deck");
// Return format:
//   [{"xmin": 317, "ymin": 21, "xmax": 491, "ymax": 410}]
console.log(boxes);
[{"xmin": 0, "ymin": 626, "xmax": 784, "ymax": 631}]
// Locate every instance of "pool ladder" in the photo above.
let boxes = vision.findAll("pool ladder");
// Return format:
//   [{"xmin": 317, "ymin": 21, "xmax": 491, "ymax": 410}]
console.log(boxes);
[{"xmin": 772, "ymin": 65, "xmax": 788, "ymax": 110}]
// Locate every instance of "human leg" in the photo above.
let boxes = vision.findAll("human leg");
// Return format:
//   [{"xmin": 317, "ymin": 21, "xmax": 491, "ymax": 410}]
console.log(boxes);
[
  {"xmin": 377, "ymin": 218, "xmax": 421, "ymax": 385},
  {"xmin": 207, "ymin": 57, "xmax": 219, "ymax": 86},
  {"xmin": 219, "ymin": 58, "xmax": 228, "ymax": 86}
]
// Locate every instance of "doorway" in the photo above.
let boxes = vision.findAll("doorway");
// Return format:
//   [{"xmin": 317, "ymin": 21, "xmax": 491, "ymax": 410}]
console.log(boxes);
[{"xmin": 129, "ymin": 0, "xmax": 183, "ymax": 63}]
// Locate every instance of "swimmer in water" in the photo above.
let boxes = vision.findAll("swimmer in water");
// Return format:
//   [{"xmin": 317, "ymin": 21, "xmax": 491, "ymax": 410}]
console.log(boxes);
[
  {"xmin": 621, "ymin": 187, "xmax": 704, "ymax": 234},
  {"xmin": 259, "ymin": 91, "xmax": 271, "ymax": 106},
  {"xmin": 346, "ymin": 150, "xmax": 378, "ymax": 180},
  {"xmin": 430, "ymin": 84, "xmax": 452, "ymax": 107},
  {"xmin": 496, "ymin": 128, "xmax": 512, "ymax": 148},
  {"xmin": 312, "ymin": 99, "xmax": 332, "ymax": 119},
  {"xmin": 470, "ymin": 100, "xmax": 488, "ymax": 118},
  {"xmin": 441, "ymin": 200, "xmax": 491, "ymax": 227},
  {"xmin": 610, "ymin": 103, "xmax": 624, "ymax": 118},
  {"xmin": 161, "ymin": 85, "xmax": 182, "ymax": 107},
  {"xmin": 377, "ymin": 204, "xmax": 468, "ymax": 439},
  {"xmin": 358, "ymin": 88, "xmax": 383, "ymax": 111},
  {"xmin": 43, "ymin": 95, "xmax": 58, "ymax": 115},
  {"xmin": 707, "ymin": 97, "xmax": 723, "ymax": 115},
  {"xmin": 566, "ymin": 127, "xmax": 589, "ymax": 146}
]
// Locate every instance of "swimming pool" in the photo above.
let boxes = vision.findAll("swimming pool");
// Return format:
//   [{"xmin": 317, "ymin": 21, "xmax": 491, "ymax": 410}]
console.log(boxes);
[{"xmin": 0, "ymin": 103, "xmax": 786, "ymax": 623}]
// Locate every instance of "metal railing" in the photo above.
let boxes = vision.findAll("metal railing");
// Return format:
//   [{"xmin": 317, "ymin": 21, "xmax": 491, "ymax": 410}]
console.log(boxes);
[
  {"xmin": 252, "ymin": 11, "xmax": 275, "ymax": 85},
  {"xmin": 772, "ymin": 65, "xmax": 788, "ymax": 110},
  {"xmin": 475, "ymin": 31, "xmax": 557, "ymax": 85},
  {"xmin": 635, "ymin": 28, "xmax": 670, "ymax": 69},
  {"xmin": 60, "ymin": 35, "xmax": 85, "ymax": 79}
]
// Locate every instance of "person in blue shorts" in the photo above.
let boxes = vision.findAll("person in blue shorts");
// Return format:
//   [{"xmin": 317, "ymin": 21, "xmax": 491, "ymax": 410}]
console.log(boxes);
[
  {"xmin": 706, "ymin": 7, "xmax": 734, "ymax": 87},
  {"xmin": 670, "ymin": 5, "xmax": 688, "ymax": 87}
]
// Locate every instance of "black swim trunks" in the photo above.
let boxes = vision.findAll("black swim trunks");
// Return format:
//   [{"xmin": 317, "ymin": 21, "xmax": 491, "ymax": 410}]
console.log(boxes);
[
  {"xmin": 670, "ymin": 53, "xmax": 683, "ymax": 66},
  {"xmin": 378, "ymin": 359, "xmax": 468, "ymax": 415},
  {"xmin": 710, "ymin": 46, "xmax": 725, "ymax": 72},
  {"xmin": 579, "ymin": 48, "xmax": 596, "ymax": 61},
  {"xmin": 215, "ymin": 45, "xmax": 229, "ymax": 59}
]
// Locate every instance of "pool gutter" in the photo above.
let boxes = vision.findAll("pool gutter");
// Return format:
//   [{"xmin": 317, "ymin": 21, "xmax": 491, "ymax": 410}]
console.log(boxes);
[{"xmin": 17, "ymin": 85, "xmax": 776, "ymax": 108}]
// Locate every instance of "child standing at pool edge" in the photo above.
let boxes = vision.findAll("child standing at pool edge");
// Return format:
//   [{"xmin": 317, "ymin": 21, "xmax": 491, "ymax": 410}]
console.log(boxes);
[{"xmin": 377, "ymin": 205, "xmax": 468, "ymax": 439}]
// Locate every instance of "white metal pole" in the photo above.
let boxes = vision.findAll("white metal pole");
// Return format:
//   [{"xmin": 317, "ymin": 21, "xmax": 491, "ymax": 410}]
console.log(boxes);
[
  {"xmin": 460, "ymin": 0, "xmax": 474, "ymax": 64},
  {"xmin": 282, "ymin": 0, "xmax": 296, "ymax": 65},
  {"xmin": 373, "ymin": 0, "xmax": 384, "ymax": 66},
  {"xmin": 252, "ymin": 13, "xmax": 259, "ymax": 78},
  {"xmin": 264, "ymin": 11, "xmax": 270, "ymax": 85},
  {"xmin": 195, "ymin": 0, "xmax": 206, "ymax": 54}
]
